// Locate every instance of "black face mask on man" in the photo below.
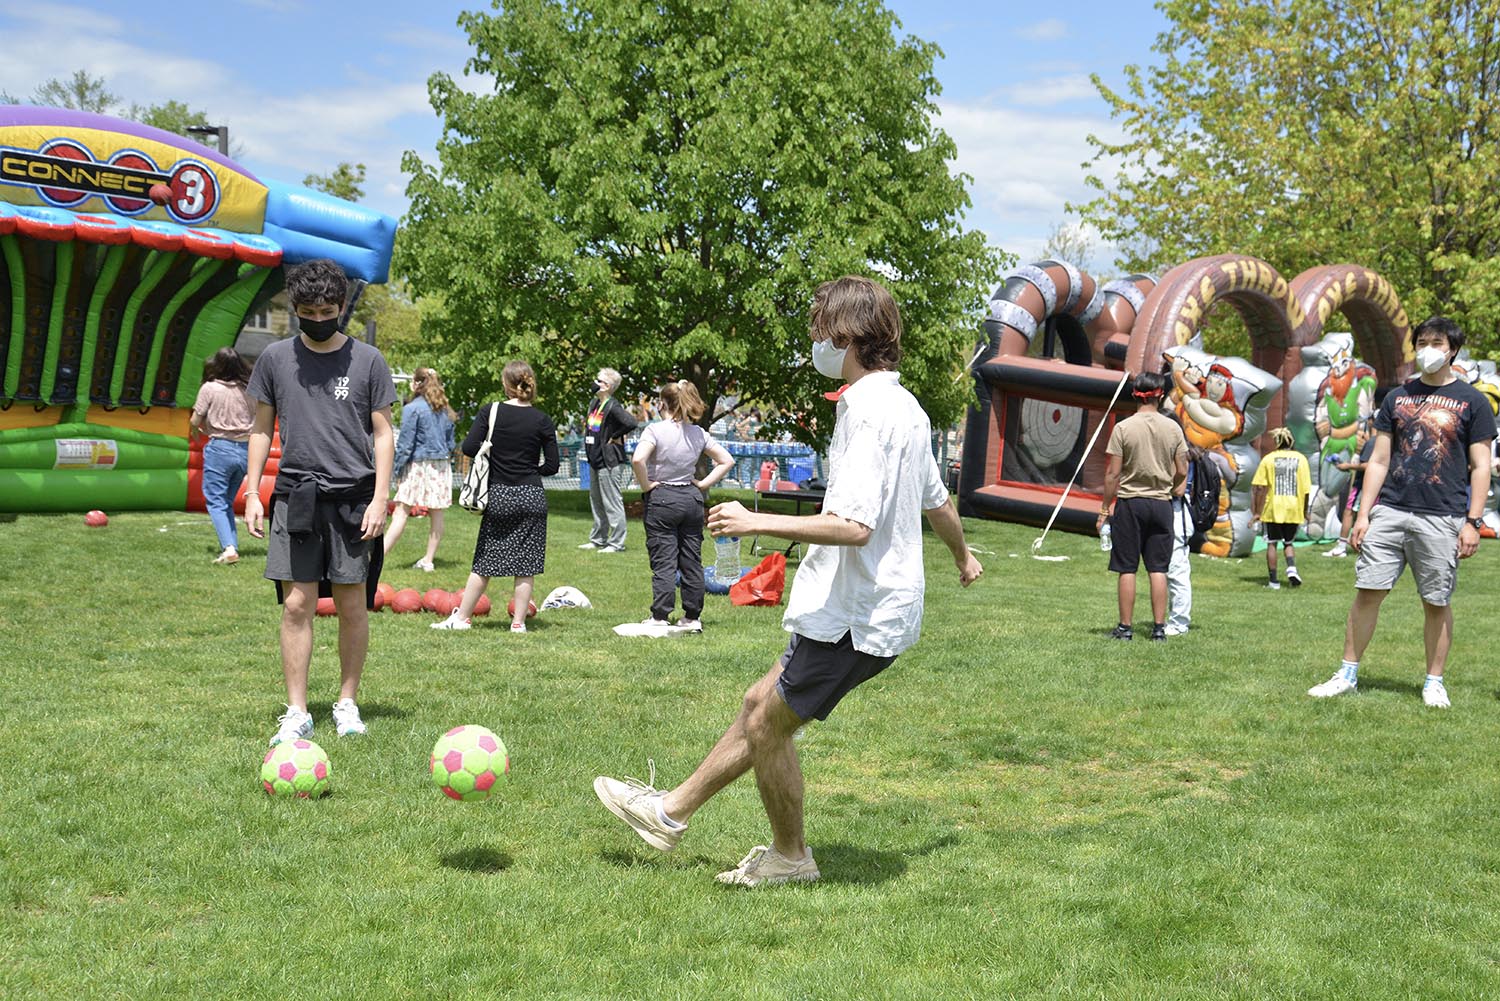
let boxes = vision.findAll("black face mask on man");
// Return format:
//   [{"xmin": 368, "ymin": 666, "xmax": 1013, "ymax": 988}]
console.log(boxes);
[{"xmin": 297, "ymin": 315, "xmax": 342, "ymax": 342}]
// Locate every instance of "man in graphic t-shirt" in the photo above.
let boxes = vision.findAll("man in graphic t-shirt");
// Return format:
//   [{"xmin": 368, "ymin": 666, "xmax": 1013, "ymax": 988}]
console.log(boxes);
[{"xmin": 1309, "ymin": 317, "xmax": 1496, "ymax": 709}]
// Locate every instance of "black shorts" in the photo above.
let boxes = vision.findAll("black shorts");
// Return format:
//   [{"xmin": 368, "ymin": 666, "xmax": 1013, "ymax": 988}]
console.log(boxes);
[
  {"xmin": 1108, "ymin": 496, "xmax": 1173, "ymax": 574},
  {"xmin": 1263, "ymin": 521, "xmax": 1298, "ymax": 543},
  {"xmin": 775, "ymin": 632, "xmax": 896, "ymax": 722}
]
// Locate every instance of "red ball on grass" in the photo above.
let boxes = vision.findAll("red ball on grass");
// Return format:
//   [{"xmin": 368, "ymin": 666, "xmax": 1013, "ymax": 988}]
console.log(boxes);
[
  {"xmin": 506, "ymin": 599, "xmax": 539, "ymax": 619},
  {"xmin": 84, "ymin": 510, "xmax": 108, "ymax": 527},
  {"xmin": 392, "ymin": 588, "xmax": 423, "ymax": 613},
  {"xmin": 315, "ymin": 597, "xmax": 337, "ymax": 616}
]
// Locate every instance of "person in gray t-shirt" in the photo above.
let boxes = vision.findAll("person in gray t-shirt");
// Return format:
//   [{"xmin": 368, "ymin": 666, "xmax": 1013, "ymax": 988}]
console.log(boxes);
[
  {"xmin": 631, "ymin": 380, "xmax": 735, "ymax": 629},
  {"xmin": 244, "ymin": 258, "xmax": 397, "ymax": 748}
]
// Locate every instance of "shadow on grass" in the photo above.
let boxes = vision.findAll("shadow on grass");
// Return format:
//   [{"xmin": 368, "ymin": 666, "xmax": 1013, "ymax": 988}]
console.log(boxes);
[
  {"xmin": 440, "ymin": 846, "xmax": 513, "ymax": 873},
  {"xmin": 1356, "ymin": 675, "xmax": 1422, "ymax": 698},
  {"xmin": 300, "ymin": 700, "xmax": 409, "ymax": 722},
  {"xmin": 598, "ymin": 833, "xmax": 959, "ymax": 886}
]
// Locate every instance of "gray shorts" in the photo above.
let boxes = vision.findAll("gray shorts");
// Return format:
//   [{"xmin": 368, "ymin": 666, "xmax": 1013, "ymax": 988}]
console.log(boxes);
[
  {"xmin": 1354, "ymin": 505, "xmax": 1463, "ymax": 605},
  {"xmin": 264, "ymin": 498, "xmax": 374, "ymax": 585}
]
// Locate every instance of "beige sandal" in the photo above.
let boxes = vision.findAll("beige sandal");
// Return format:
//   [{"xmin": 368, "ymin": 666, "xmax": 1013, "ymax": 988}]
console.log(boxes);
[{"xmin": 212, "ymin": 549, "xmax": 239, "ymax": 565}]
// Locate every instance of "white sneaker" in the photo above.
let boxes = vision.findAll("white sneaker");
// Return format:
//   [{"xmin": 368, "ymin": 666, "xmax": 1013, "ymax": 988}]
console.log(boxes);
[
  {"xmin": 269, "ymin": 707, "xmax": 313, "ymax": 747},
  {"xmin": 1286, "ymin": 567, "xmax": 1303, "ymax": 587},
  {"xmin": 1322, "ymin": 543, "xmax": 1348, "ymax": 558},
  {"xmin": 642, "ymin": 617, "xmax": 672, "ymax": 627},
  {"xmin": 1163, "ymin": 623, "xmax": 1188, "ymax": 636},
  {"xmin": 412, "ymin": 559, "xmax": 434, "ymax": 572},
  {"xmin": 715, "ymin": 845, "xmax": 820, "ymax": 887},
  {"xmin": 331, "ymin": 698, "xmax": 367, "ymax": 737},
  {"xmin": 593, "ymin": 766, "xmax": 686, "ymax": 851},
  {"xmin": 1423, "ymin": 681, "xmax": 1451, "ymax": 709},
  {"xmin": 431, "ymin": 610, "xmax": 471, "ymax": 630},
  {"xmin": 598, "ymin": 545, "xmax": 625, "ymax": 554},
  {"xmin": 1266, "ymin": 581, "xmax": 1281, "ymax": 590},
  {"xmin": 675, "ymin": 618, "xmax": 703, "ymax": 633},
  {"xmin": 1308, "ymin": 674, "xmax": 1357, "ymax": 698},
  {"xmin": 578, "ymin": 542, "xmax": 600, "ymax": 550}
]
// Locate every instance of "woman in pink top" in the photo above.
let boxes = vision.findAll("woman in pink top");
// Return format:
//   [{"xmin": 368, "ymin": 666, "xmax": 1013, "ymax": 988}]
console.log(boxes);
[{"xmin": 190, "ymin": 348, "xmax": 256, "ymax": 564}]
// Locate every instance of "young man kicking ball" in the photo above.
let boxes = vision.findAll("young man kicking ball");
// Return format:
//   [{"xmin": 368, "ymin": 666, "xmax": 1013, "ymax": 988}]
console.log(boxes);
[
  {"xmin": 245, "ymin": 259, "xmax": 396, "ymax": 745},
  {"xmin": 593, "ymin": 276, "xmax": 983, "ymax": 886}
]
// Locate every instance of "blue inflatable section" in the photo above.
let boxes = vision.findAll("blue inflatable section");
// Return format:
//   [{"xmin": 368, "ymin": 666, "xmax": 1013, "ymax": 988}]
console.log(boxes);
[{"xmin": 262, "ymin": 180, "xmax": 396, "ymax": 284}]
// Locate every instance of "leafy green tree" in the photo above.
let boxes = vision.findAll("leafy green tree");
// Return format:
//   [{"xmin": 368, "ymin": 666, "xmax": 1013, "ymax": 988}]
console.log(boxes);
[
  {"xmin": 399, "ymin": 0, "xmax": 1000, "ymax": 437},
  {"xmin": 304, "ymin": 162, "xmax": 367, "ymax": 202},
  {"xmin": 31, "ymin": 70, "xmax": 118, "ymax": 113},
  {"xmin": 1079, "ymin": 0, "xmax": 1500, "ymax": 354}
]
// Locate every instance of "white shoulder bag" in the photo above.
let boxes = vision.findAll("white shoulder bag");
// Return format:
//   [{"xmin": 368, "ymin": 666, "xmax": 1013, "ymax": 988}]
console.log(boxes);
[{"xmin": 459, "ymin": 404, "xmax": 499, "ymax": 512}]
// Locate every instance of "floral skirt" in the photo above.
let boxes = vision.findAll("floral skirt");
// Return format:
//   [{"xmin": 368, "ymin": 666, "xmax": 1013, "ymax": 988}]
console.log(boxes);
[{"xmin": 394, "ymin": 459, "xmax": 453, "ymax": 509}]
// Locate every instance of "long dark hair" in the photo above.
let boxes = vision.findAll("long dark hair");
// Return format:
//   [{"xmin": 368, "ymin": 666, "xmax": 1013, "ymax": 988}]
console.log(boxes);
[{"xmin": 204, "ymin": 347, "xmax": 250, "ymax": 385}]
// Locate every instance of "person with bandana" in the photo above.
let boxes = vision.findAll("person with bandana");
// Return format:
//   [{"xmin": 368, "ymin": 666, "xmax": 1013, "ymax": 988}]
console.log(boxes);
[
  {"xmin": 1097, "ymin": 371, "xmax": 1190, "ymax": 641},
  {"xmin": 592, "ymin": 276, "xmax": 983, "ymax": 887},
  {"xmin": 1308, "ymin": 317, "xmax": 1496, "ymax": 709},
  {"xmin": 244, "ymin": 259, "xmax": 397, "ymax": 747},
  {"xmin": 580, "ymin": 367, "xmax": 638, "ymax": 553}
]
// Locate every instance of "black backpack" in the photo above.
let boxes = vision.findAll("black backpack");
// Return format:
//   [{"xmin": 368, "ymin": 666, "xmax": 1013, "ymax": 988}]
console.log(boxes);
[{"xmin": 1185, "ymin": 451, "xmax": 1222, "ymax": 551}]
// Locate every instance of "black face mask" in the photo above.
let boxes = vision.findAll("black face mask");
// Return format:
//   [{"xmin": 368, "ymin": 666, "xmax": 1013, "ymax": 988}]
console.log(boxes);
[{"xmin": 297, "ymin": 316, "xmax": 342, "ymax": 342}]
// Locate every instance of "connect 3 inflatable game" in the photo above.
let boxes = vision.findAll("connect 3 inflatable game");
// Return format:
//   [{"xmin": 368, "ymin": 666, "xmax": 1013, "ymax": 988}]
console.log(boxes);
[
  {"xmin": 959, "ymin": 255, "xmax": 1415, "ymax": 556},
  {"xmin": 0, "ymin": 106, "xmax": 396, "ymax": 512}
]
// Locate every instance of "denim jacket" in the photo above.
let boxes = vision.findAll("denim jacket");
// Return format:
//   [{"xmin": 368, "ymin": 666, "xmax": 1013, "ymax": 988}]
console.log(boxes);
[{"xmin": 393, "ymin": 397, "xmax": 456, "ymax": 477}]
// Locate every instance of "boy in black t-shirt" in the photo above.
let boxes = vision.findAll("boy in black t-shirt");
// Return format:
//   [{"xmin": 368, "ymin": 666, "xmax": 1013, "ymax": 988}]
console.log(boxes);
[
  {"xmin": 1309, "ymin": 317, "xmax": 1496, "ymax": 709},
  {"xmin": 245, "ymin": 259, "xmax": 397, "ymax": 745}
]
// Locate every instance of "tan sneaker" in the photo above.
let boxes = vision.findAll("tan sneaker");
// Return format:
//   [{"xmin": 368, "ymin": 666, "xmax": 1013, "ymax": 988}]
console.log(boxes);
[
  {"xmin": 593, "ymin": 765, "xmax": 686, "ymax": 851},
  {"xmin": 715, "ymin": 845, "xmax": 820, "ymax": 887}
]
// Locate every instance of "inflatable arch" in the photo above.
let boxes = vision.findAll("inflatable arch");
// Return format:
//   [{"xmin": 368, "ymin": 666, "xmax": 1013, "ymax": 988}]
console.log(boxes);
[
  {"xmin": 959, "ymin": 253, "xmax": 1415, "ymax": 554},
  {"xmin": 0, "ymin": 106, "xmax": 397, "ymax": 513}
]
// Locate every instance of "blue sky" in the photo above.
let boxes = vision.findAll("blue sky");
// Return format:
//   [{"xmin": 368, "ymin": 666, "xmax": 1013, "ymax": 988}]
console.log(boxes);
[{"xmin": 0, "ymin": 0, "xmax": 1170, "ymax": 272}]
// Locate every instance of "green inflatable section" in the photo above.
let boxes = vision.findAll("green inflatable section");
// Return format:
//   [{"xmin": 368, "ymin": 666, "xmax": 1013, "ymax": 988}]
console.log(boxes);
[{"xmin": 0, "ymin": 469, "xmax": 187, "ymax": 512}]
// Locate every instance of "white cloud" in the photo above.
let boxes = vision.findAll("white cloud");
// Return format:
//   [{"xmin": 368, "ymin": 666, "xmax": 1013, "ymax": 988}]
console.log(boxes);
[
  {"xmin": 935, "ymin": 97, "xmax": 1128, "ymax": 274},
  {"xmin": 999, "ymin": 74, "xmax": 1101, "ymax": 107},
  {"xmin": 1018, "ymin": 18, "xmax": 1067, "ymax": 42}
]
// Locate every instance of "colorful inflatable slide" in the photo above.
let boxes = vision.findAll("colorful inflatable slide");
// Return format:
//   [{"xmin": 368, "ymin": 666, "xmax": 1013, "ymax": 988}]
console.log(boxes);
[{"xmin": 0, "ymin": 106, "xmax": 396, "ymax": 512}]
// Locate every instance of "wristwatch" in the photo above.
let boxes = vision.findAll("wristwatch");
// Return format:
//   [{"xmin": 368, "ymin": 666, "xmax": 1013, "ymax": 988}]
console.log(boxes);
[{"xmin": 1466, "ymin": 516, "xmax": 1485, "ymax": 530}]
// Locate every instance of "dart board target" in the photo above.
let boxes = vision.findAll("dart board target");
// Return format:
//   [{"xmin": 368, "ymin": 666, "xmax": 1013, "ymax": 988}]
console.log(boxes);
[{"xmin": 1018, "ymin": 397, "xmax": 1085, "ymax": 470}]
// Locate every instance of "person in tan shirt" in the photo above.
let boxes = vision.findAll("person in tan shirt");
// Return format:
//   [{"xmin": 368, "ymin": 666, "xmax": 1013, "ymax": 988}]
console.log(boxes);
[
  {"xmin": 1097, "ymin": 371, "xmax": 1189, "ymax": 641},
  {"xmin": 190, "ymin": 347, "xmax": 256, "ymax": 565}
]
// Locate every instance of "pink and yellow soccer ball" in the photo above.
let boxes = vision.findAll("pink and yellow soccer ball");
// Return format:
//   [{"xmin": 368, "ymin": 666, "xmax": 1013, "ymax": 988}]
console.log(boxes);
[
  {"xmin": 430, "ymin": 725, "xmax": 509, "ymax": 802},
  {"xmin": 260, "ymin": 739, "xmax": 332, "ymax": 798}
]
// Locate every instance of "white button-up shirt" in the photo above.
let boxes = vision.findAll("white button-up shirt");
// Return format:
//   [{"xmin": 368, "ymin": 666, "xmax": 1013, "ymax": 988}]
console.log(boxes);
[{"xmin": 782, "ymin": 371, "xmax": 951, "ymax": 657}]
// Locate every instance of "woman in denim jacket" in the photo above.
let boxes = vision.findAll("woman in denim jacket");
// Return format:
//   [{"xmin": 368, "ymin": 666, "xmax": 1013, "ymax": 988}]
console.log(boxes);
[{"xmin": 385, "ymin": 366, "xmax": 457, "ymax": 570}]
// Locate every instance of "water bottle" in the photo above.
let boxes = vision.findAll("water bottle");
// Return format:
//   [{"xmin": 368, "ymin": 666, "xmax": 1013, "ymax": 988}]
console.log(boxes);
[
  {"xmin": 715, "ymin": 535, "xmax": 741, "ymax": 580},
  {"xmin": 1099, "ymin": 522, "xmax": 1113, "ymax": 552}
]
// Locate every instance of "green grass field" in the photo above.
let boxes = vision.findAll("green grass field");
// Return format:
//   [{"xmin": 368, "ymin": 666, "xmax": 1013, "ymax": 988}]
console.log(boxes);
[{"xmin": 3, "ymin": 495, "xmax": 1499, "ymax": 999}]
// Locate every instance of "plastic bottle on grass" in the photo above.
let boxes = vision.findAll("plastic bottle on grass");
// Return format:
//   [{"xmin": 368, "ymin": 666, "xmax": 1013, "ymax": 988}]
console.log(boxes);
[
  {"xmin": 1099, "ymin": 523, "xmax": 1112, "ymax": 552},
  {"xmin": 715, "ymin": 536, "xmax": 741, "ymax": 580}
]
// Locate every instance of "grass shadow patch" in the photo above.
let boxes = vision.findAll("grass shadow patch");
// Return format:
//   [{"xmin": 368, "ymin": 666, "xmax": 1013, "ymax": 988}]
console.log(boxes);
[
  {"xmin": 1355, "ymin": 676, "xmax": 1421, "ymax": 698},
  {"xmin": 439, "ymin": 846, "xmax": 513, "ymax": 873},
  {"xmin": 816, "ymin": 833, "xmax": 959, "ymax": 886}
]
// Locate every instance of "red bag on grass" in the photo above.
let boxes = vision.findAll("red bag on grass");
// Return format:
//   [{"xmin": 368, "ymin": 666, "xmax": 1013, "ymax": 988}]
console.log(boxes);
[{"xmin": 730, "ymin": 552, "xmax": 787, "ymax": 606}]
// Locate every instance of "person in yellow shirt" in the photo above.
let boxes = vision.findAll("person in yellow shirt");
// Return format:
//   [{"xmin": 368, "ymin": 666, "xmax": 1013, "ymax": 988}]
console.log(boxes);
[{"xmin": 1250, "ymin": 427, "xmax": 1312, "ymax": 589}]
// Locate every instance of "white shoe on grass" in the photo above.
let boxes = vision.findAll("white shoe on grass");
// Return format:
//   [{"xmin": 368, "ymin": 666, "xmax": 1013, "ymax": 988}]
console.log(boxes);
[
  {"xmin": 1322, "ymin": 543, "xmax": 1348, "ymax": 558},
  {"xmin": 1308, "ymin": 674, "xmax": 1357, "ymax": 698},
  {"xmin": 1423, "ymin": 680, "xmax": 1451, "ymax": 709},
  {"xmin": 269, "ymin": 707, "xmax": 313, "ymax": 747},
  {"xmin": 412, "ymin": 559, "xmax": 434, "ymax": 572},
  {"xmin": 715, "ymin": 845, "xmax": 820, "ymax": 887},
  {"xmin": 593, "ymin": 767, "xmax": 685, "ymax": 852},
  {"xmin": 578, "ymin": 542, "xmax": 600, "ymax": 550},
  {"xmin": 1265, "ymin": 581, "xmax": 1281, "ymax": 590},
  {"xmin": 1286, "ymin": 567, "xmax": 1303, "ymax": 587},
  {"xmin": 432, "ymin": 610, "xmax": 471, "ymax": 631},
  {"xmin": 332, "ymin": 698, "xmax": 367, "ymax": 737},
  {"xmin": 675, "ymin": 618, "xmax": 703, "ymax": 633},
  {"xmin": 641, "ymin": 617, "xmax": 672, "ymax": 627}
]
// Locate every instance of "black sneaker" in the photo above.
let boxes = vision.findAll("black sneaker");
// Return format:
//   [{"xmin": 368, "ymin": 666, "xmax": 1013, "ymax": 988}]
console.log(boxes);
[
  {"xmin": 1109, "ymin": 624, "xmax": 1133, "ymax": 641},
  {"xmin": 1150, "ymin": 624, "xmax": 1167, "ymax": 642}
]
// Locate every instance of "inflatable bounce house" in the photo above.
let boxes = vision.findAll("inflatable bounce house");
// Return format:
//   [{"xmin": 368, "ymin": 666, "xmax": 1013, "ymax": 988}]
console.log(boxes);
[
  {"xmin": 958, "ymin": 255, "xmax": 1415, "ymax": 556},
  {"xmin": 0, "ymin": 106, "xmax": 396, "ymax": 512}
]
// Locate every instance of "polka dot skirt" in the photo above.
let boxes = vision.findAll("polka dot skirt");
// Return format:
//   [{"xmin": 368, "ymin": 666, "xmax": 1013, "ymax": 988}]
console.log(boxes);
[{"xmin": 473, "ymin": 483, "xmax": 547, "ymax": 577}]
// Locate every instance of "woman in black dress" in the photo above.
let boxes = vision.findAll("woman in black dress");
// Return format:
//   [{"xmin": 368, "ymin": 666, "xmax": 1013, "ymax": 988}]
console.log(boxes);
[{"xmin": 434, "ymin": 360, "xmax": 560, "ymax": 633}]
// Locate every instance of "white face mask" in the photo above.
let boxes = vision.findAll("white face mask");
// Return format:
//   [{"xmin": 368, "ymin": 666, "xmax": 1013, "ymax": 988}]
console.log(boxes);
[
  {"xmin": 1417, "ymin": 345, "xmax": 1450, "ymax": 374},
  {"xmin": 812, "ymin": 338, "xmax": 848, "ymax": 379}
]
